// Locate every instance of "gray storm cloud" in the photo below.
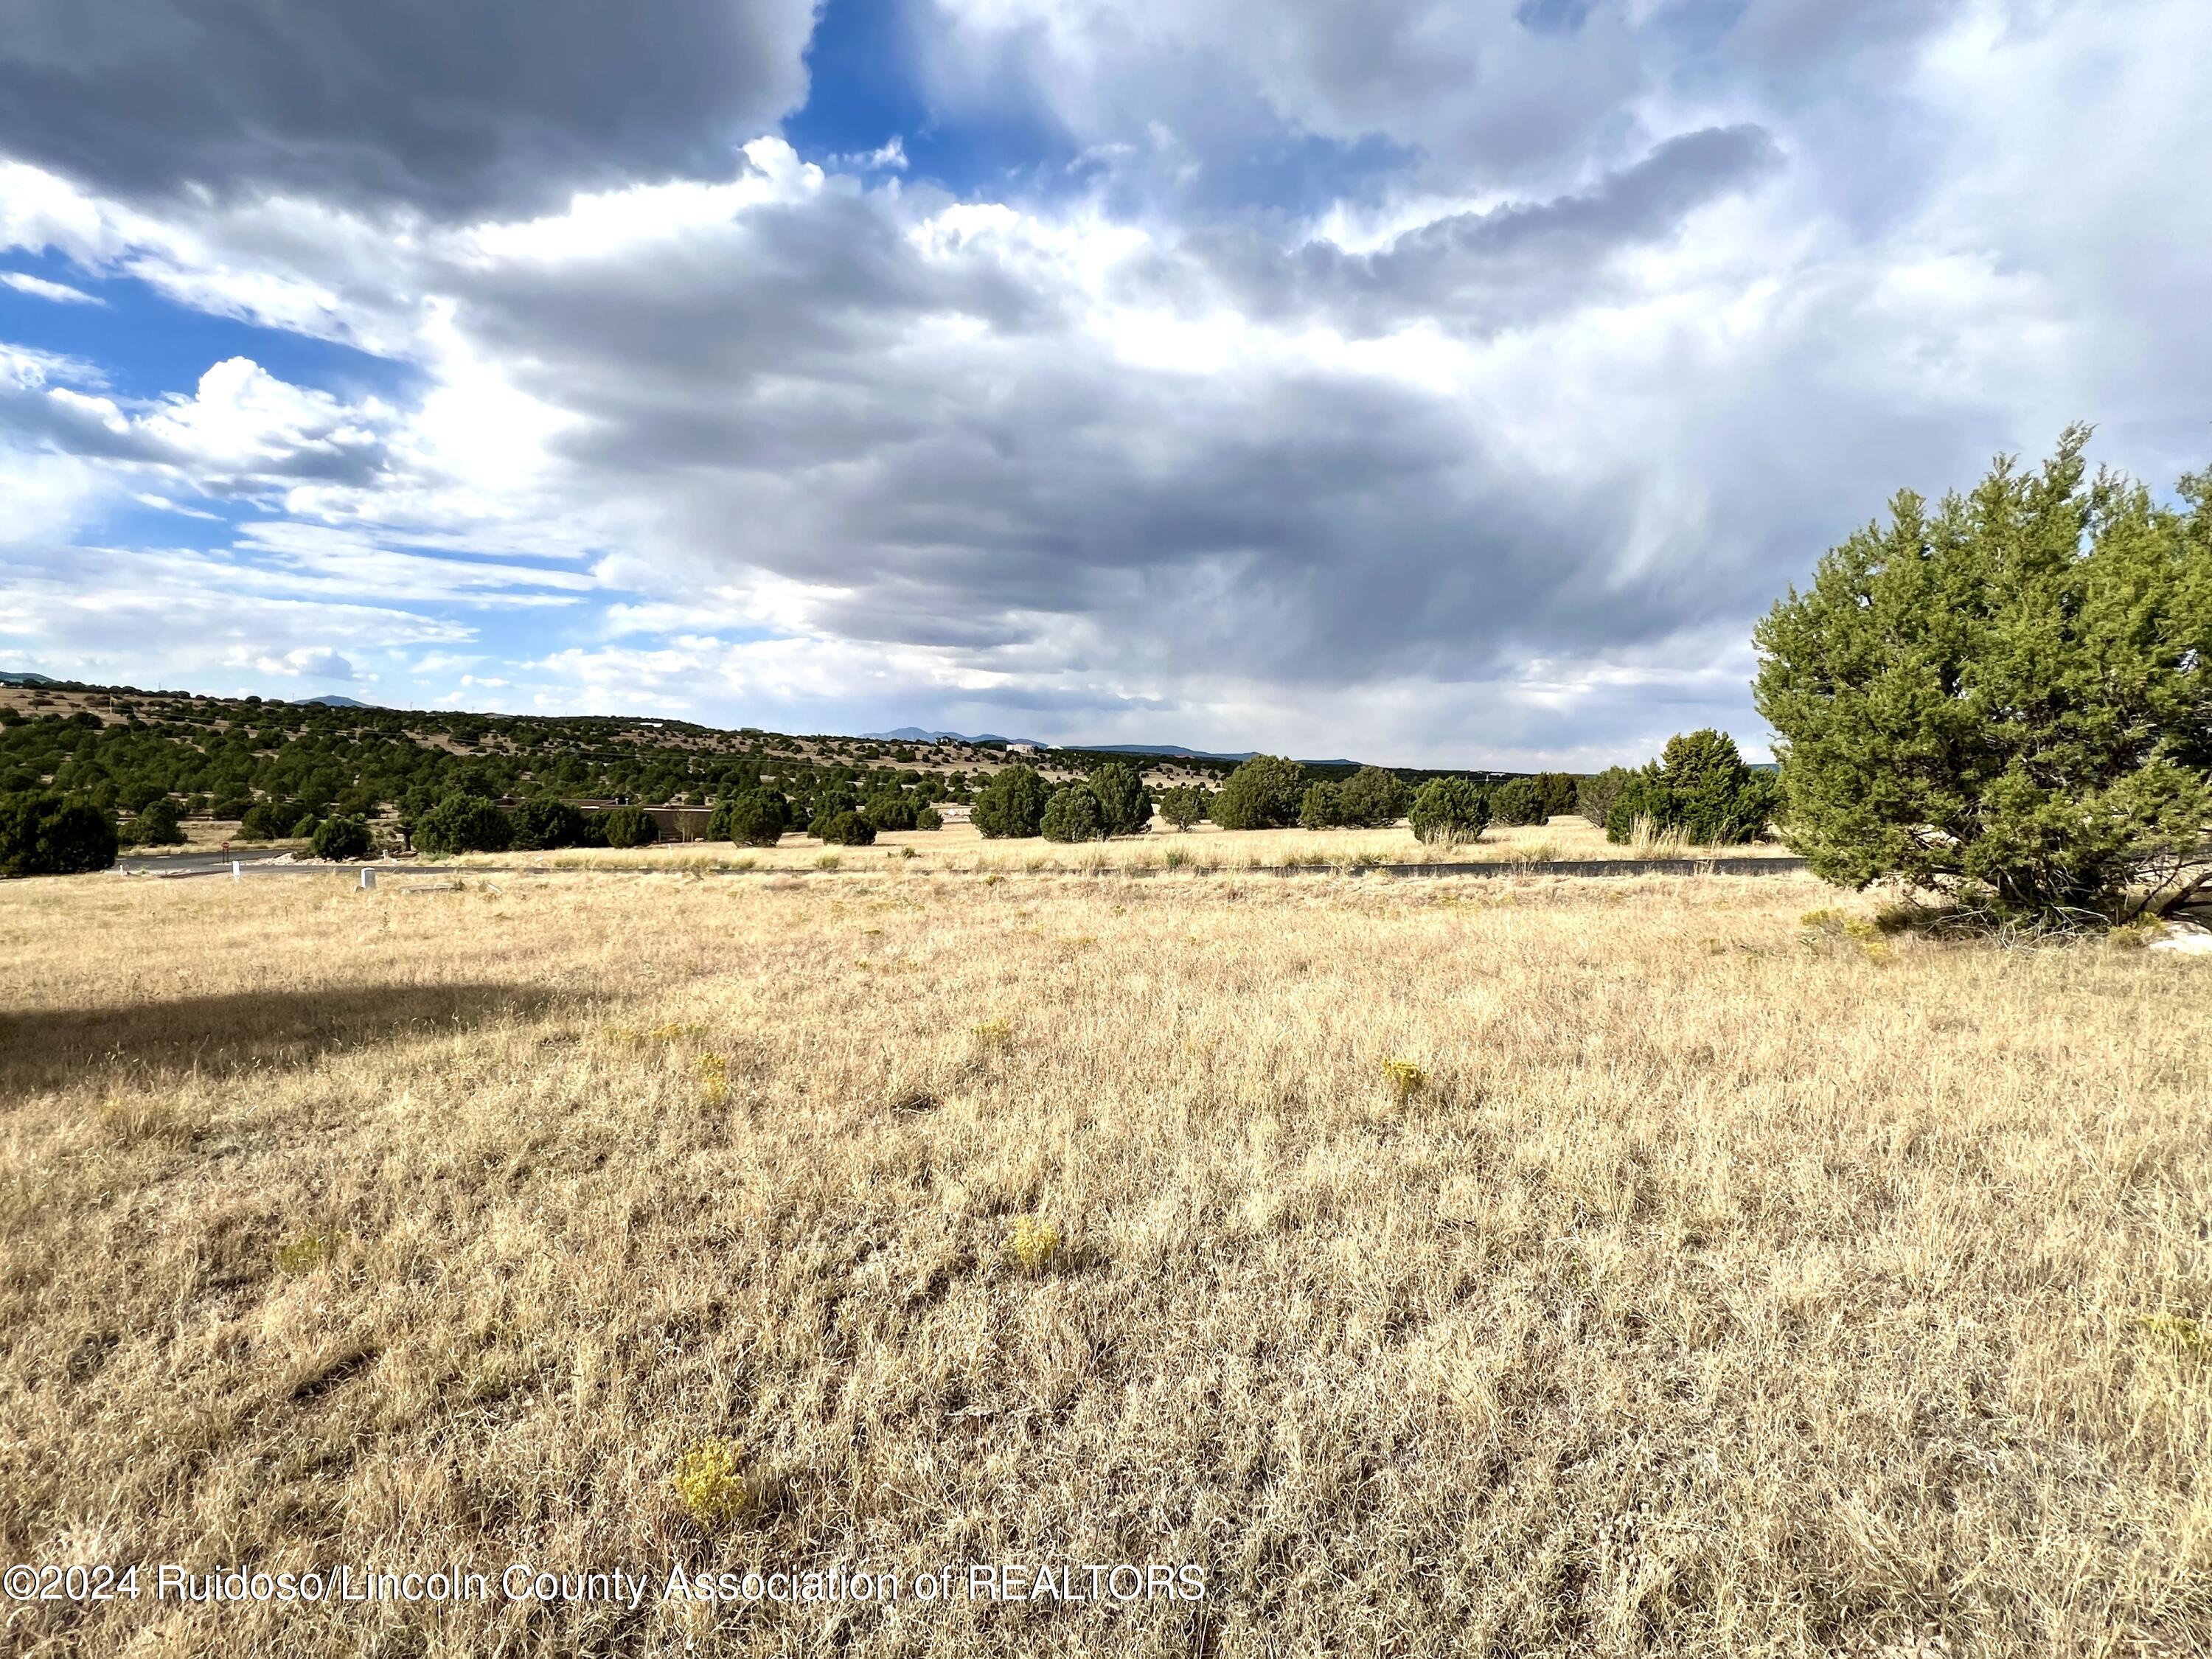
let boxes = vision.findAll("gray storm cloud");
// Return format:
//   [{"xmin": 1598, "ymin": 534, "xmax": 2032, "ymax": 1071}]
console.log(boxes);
[
  {"xmin": 0, "ymin": 0, "xmax": 820, "ymax": 216},
  {"xmin": 0, "ymin": 0, "xmax": 2205, "ymax": 764}
]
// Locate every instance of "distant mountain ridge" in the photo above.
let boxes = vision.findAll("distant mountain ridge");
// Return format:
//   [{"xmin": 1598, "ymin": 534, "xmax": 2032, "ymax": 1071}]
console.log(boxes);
[
  {"xmin": 860, "ymin": 726, "xmax": 1046, "ymax": 746},
  {"xmin": 0, "ymin": 670, "xmax": 58, "ymax": 686},
  {"xmin": 862, "ymin": 728, "xmax": 1362, "ymax": 767},
  {"xmin": 293, "ymin": 694, "xmax": 372, "ymax": 708}
]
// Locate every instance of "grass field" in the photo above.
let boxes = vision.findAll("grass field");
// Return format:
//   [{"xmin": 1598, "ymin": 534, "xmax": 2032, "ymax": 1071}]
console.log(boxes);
[
  {"xmin": 442, "ymin": 815, "xmax": 1804, "ymax": 877},
  {"xmin": 2, "ymin": 865, "xmax": 2208, "ymax": 1655}
]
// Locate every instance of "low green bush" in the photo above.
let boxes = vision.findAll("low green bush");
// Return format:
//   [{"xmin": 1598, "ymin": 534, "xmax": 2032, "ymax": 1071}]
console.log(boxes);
[
  {"xmin": 1040, "ymin": 784, "xmax": 1107, "ymax": 842},
  {"xmin": 1408, "ymin": 777, "xmax": 1489, "ymax": 845},
  {"xmin": 1211, "ymin": 755, "xmax": 1306, "ymax": 830},
  {"xmin": 1604, "ymin": 731, "xmax": 1778, "ymax": 846},
  {"xmin": 1576, "ymin": 766, "xmax": 1634, "ymax": 827},
  {"xmin": 600, "ymin": 804, "xmax": 655, "ymax": 848},
  {"xmin": 510, "ymin": 795, "xmax": 586, "ymax": 850},
  {"xmin": 1158, "ymin": 784, "xmax": 1211, "ymax": 830},
  {"xmin": 238, "ymin": 799, "xmax": 296, "ymax": 840},
  {"xmin": 126, "ymin": 796, "xmax": 184, "ymax": 847},
  {"xmin": 971, "ymin": 765, "xmax": 1050, "ymax": 838},
  {"xmin": 1299, "ymin": 780, "xmax": 1343, "ymax": 829},
  {"xmin": 414, "ymin": 794, "xmax": 516, "ymax": 855},
  {"xmin": 1336, "ymin": 765, "xmax": 1409, "ymax": 827},
  {"xmin": 864, "ymin": 791, "xmax": 919, "ymax": 832},
  {"xmin": 816, "ymin": 809, "xmax": 877, "ymax": 846},
  {"xmin": 0, "ymin": 792, "xmax": 118, "ymax": 876},
  {"xmin": 1088, "ymin": 762, "xmax": 1152, "ymax": 835},
  {"xmin": 710, "ymin": 790, "xmax": 789, "ymax": 846},
  {"xmin": 1489, "ymin": 777, "xmax": 1546, "ymax": 826},
  {"xmin": 311, "ymin": 815, "xmax": 374, "ymax": 860}
]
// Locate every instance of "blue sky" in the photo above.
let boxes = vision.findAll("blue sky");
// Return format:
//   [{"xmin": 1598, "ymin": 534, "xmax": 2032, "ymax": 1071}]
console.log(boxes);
[{"xmin": 1, "ymin": 0, "xmax": 2207, "ymax": 765}]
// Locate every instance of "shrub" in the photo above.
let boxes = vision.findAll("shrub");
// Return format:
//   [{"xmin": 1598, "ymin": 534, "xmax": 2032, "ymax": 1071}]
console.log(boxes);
[
  {"xmin": 1381, "ymin": 1059, "xmax": 1428, "ymax": 1105},
  {"xmin": 1756, "ymin": 428, "xmax": 2212, "ymax": 920},
  {"xmin": 1299, "ymin": 780, "xmax": 1344, "ymax": 830},
  {"xmin": 311, "ymin": 815, "xmax": 374, "ymax": 860},
  {"xmin": 698, "ymin": 1053, "xmax": 729, "ymax": 1107},
  {"xmin": 815, "ymin": 809, "xmax": 877, "ymax": 846},
  {"xmin": 1489, "ymin": 778, "xmax": 1546, "ymax": 826},
  {"xmin": 1009, "ymin": 1215, "xmax": 1060, "ymax": 1276},
  {"xmin": 289, "ymin": 813, "xmax": 322, "ymax": 840},
  {"xmin": 1158, "ymin": 784, "xmax": 1210, "ymax": 831},
  {"xmin": 863, "ymin": 791, "xmax": 919, "ymax": 832},
  {"xmin": 1088, "ymin": 762, "xmax": 1152, "ymax": 835},
  {"xmin": 801, "ymin": 786, "xmax": 857, "ymax": 835},
  {"xmin": 126, "ymin": 796, "xmax": 184, "ymax": 847},
  {"xmin": 1576, "ymin": 766, "xmax": 1635, "ymax": 827},
  {"xmin": 671, "ymin": 1439, "xmax": 758, "ymax": 1531},
  {"xmin": 1534, "ymin": 771, "xmax": 1580, "ymax": 818},
  {"xmin": 414, "ymin": 794, "xmax": 515, "ymax": 855},
  {"xmin": 510, "ymin": 795, "xmax": 586, "ymax": 850},
  {"xmin": 1408, "ymin": 777, "xmax": 1489, "ymax": 846},
  {"xmin": 914, "ymin": 804, "xmax": 943, "ymax": 832},
  {"xmin": 1336, "ymin": 765, "xmax": 1409, "ymax": 827},
  {"xmin": 1211, "ymin": 755, "xmax": 1306, "ymax": 830},
  {"xmin": 0, "ymin": 793, "xmax": 118, "ymax": 876},
  {"xmin": 970, "ymin": 765, "xmax": 1050, "ymax": 838},
  {"xmin": 1602, "ymin": 732, "xmax": 1778, "ymax": 846},
  {"xmin": 710, "ymin": 790, "xmax": 788, "ymax": 847},
  {"xmin": 599, "ymin": 804, "xmax": 655, "ymax": 848},
  {"xmin": 1040, "ymin": 784, "xmax": 1107, "ymax": 843},
  {"xmin": 238, "ymin": 799, "xmax": 296, "ymax": 841}
]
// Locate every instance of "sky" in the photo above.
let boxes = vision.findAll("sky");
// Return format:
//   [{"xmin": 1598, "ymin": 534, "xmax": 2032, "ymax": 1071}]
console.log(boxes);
[{"xmin": 0, "ymin": 1, "xmax": 2206, "ymax": 767}]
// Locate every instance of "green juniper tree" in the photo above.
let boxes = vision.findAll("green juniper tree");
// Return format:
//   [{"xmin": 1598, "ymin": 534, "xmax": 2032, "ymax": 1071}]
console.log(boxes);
[
  {"xmin": 970, "ymin": 765, "xmax": 1051, "ymax": 838},
  {"xmin": 711, "ymin": 790, "xmax": 789, "ymax": 846},
  {"xmin": 416, "ymin": 794, "xmax": 517, "ymax": 855},
  {"xmin": 1576, "ymin": 766, "xmax": 1635, "ymax": 828},
  {"xmin": 1489, "ymin": 777, "xmax": 1546, "ymax": 827},
  {"xmin": 1086, "ymin": 762, "xmax": 1152, "ymax": 836},
  {"xmin": 1755, "ymin": 428, "xmax": 2212, "ymax": 920},
  {"xmin": 1210, "ymin": 755, "xmax": 1306, "ymax": 830},
  {"xmin": 311, "ymin": 815, "xmax": 374, "ymax": 860},
  {"xmin": 126, "ymin": 796, "xmax": 184, "ymax": 847},
  {"xmin": 1601, "ymin": 732, "xmax": 1776, "ymax": 846},
  {"xmin": 1298, "ymin": 780, "xmax": 1344, "ymax": 830},
  {"xmin": 1335, "ymin": 765, "xmax": 1409, "ymax": 827},
  {"xmin": 1408, "ymin": 777, "xmax": 1489, "ymax": 846},
  {"xmin": 1040, "ymin": 784, "xmax": 1107, "ymax": 842},
  {"xmin": 0, "ymin": 792, "xmax": 117, "ymax": 876},
  {"xmin": 1157, "ymin": 784, "xmax": 1211, "ymax": 831}
]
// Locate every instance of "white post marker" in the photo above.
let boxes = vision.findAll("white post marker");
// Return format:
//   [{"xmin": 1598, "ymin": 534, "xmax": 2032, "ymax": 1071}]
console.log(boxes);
[
  {"xmin": 232, "ymin": 860, "xmax": 242, "ymax": 881},
  {"xmin": 359, "ymin": 867, "xmax": 377, "ymax": 891}
]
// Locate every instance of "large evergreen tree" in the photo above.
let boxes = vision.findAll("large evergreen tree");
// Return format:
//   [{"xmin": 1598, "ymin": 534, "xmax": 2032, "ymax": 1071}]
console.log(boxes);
[
  {"xmin": 1040, "ymin": 784, "xmax": 1107, "ymax": 842},
  {"xmin": 970, "ymin": 765, "xmax": 1051, "ymax": 838},
  {"xmin": 0, "ymin": 792, "xmax": 118, "ymax": 876},
  {"xmin": 1336, "ymin": 765, "xmax": 1409, "ymax": 827},
  {"xmin": 1755, "ymin": 428, "xmax": 2212, "ymax": 919},
  {"xmin": 1087, "ymin": 762, "xmax": 1152, "ymax": 836},
  {"xmin": 1210, "ymin": 755, "xmax": 1306, "ymax": 830}
]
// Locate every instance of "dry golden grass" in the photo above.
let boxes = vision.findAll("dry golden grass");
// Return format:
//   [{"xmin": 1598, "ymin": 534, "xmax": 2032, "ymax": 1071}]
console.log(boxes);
[
  {"xmin": 1, "ymin": 866, "xmax": 2208, "ymax": 1656},
  {"xmin": 462, "ymin": 815, "xmax": 1800, "ymax": 877}
]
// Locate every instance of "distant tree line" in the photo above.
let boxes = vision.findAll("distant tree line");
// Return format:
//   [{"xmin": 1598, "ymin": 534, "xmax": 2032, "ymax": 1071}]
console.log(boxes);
[{"xmin": 26, "ymin": 427, "xmax": 2203, "ymax": 920}]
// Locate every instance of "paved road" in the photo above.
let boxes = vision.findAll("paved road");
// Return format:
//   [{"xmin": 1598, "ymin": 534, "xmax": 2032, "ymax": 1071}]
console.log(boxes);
[
  {"xmin": 113, "ymin": 851, "xmax": 1811, "ymax": 882},
  {"xmin": 116, "ymin": 849, "xmax": 302, "ymax": 877}
]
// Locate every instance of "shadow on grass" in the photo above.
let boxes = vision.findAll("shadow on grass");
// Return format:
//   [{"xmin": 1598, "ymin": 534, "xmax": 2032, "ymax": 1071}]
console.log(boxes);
[{"xmin": 0, "ymin": 981, "xmax": 561, "ymax": 1093}]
